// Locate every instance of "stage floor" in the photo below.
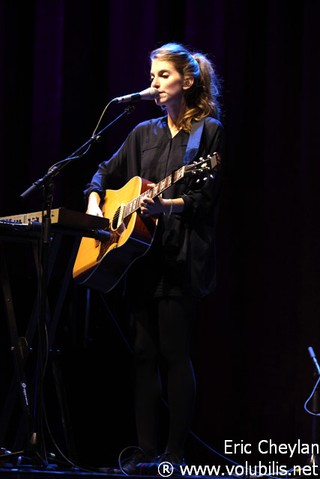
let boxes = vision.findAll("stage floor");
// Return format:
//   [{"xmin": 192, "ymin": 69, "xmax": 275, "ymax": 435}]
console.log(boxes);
[
  {"xmin": 0, "ymin": 462, "xmax": 234, "ymax": 479},
  {"xmin": 0, "ymin": 468, "xmax": 232, "ymax": 479},
  {"xmin": 0, "ymin": 450, "xmax": 243, "ymax": 479}
]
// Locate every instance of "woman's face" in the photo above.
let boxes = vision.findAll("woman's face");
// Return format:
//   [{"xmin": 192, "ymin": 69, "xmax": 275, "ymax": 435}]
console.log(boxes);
[{"xmin": 150, "ymin": 59, "xmax": 185, "ymax": 109}]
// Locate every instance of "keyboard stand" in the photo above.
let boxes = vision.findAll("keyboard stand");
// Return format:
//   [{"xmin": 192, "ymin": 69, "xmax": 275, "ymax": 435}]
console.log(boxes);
[{"xmin": 0, "ymin": 228, "xmax": 80, "ymax": 467}]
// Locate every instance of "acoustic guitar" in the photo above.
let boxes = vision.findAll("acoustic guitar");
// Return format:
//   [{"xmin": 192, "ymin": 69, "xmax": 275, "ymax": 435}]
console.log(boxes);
[{"xmin": 72, "ymin": 153, "xmax": 219, "ymax": 293}]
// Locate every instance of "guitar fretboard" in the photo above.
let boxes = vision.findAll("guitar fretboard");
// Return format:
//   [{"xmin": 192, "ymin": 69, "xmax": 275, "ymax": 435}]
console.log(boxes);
[
  {"xmin": 124, "ymin": 166, "xmax": 186, "ymax": 218},
  {"xmin": 122, "ymin": 152, "xmax": 218, "ymax": 220}
]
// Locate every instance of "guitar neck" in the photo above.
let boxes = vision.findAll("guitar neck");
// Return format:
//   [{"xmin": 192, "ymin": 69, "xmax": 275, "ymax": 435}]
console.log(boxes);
[
  {"xmin": 124, "ymin": 166, "xmax": 186, "ymax": 218},
  {"xmin": 122, "ymin": 153, "xmax": 218, "ymax": 220}
]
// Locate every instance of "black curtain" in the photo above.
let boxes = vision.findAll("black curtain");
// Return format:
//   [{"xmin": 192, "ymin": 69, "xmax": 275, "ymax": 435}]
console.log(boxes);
[{"xmin": 1, "ymin": 0, "xmax": 320, "ymax": 469}]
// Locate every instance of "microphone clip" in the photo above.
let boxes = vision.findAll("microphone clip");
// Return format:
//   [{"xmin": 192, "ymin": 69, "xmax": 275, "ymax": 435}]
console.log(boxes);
[{"xmin": 124, "ymin": 105, "xmax": 136, "ymax": 114}]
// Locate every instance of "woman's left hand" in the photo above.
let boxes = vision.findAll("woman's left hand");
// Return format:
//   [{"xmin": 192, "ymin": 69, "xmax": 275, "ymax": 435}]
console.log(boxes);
[{"xmin": 140, "ymin": 195, "xmax": 168, "ymax": 217}]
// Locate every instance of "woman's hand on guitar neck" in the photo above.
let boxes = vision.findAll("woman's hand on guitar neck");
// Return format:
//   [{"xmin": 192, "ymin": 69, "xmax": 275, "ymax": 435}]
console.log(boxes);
[
  {"xmin": 140, "ymin": 191, "xmax": 185, "ymax": 217},
  {"xmin": 140, "ymin": 196, "xmax": 169, "ymax": 217}
]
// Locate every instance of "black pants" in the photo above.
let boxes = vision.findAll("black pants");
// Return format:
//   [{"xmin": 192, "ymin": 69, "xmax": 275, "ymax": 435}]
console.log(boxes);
[{"xmin": 130, "ymin": 295, "xmax": 198, "ymax": 458}]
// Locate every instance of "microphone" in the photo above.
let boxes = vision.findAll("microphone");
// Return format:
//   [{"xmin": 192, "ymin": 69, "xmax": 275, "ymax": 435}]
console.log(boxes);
[
  {"xmin": 308, "ymin": 346, "xmax": 320, "ymax": 376},
  {"xmin": 112, "ymin": 87, "xmax": 159, "ymax": 104}
]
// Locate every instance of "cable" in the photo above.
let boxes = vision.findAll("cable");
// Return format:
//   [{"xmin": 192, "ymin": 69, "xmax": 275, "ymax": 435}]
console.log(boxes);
[
  {"xmin": 91, "ymin": 100, "xmax": 116, "ymax": 139},
  {"xmin": 117, "ymin": 445, "xmax": 145, "ymax": 476},
  {"xmin": 304, "ymin": 374, "xmax": 320, "ymax": 416}
]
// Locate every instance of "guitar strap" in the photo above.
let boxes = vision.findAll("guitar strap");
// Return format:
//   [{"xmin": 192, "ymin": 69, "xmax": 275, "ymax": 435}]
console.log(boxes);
[{"xmin": 183, "ymin": 119, "xmax": 205, "ymax": 165}]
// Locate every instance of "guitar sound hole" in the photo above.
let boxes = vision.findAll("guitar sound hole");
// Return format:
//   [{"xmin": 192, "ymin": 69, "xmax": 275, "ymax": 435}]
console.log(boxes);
[{"xmin": 111, "ymin": 207, "xmax": 121, "ymax": 230}]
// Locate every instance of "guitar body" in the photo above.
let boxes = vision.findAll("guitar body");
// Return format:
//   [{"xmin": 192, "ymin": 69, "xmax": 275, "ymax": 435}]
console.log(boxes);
[
  {"xmin": 73, "ymin": 153, "xmax": 219, "ymax": 293},
  {"xmin": 72, "ymin": 176, "xmax": 157, "ymax": 293}
]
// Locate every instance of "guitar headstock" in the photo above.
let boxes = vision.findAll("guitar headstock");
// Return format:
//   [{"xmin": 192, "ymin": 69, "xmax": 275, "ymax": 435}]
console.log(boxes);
[{"xmin": 185, "ymin": 152, "xmax": 220, "ymax": 176}]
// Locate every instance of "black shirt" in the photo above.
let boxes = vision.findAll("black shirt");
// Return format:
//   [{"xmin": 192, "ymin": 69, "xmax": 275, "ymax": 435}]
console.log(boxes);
[{"xmin": 84, "ymin": 115, "xmax": 224, "ymax": 299}]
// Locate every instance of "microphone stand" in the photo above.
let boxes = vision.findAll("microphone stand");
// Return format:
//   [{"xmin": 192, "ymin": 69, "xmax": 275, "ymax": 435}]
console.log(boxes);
[
  {"xmin": 2, "ymin": 104, "xmax": 135, "ymax": 469},
  {"xmin": 20, "ymin": 104, "xmax": 136, "ymax": 200}
]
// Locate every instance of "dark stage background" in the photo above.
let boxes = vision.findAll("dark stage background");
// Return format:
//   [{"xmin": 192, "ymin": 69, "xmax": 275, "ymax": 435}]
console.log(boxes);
[{"xmin": 1, "ymin": 0, "xmax": 320, "ymax": 472}]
